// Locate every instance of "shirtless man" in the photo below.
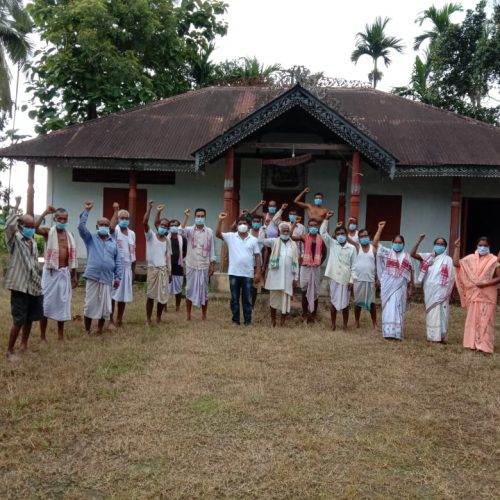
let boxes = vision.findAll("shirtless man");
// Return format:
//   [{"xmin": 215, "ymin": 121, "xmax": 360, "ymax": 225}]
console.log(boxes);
[
  {"xmin": 294, "ymin": 187, "xmax": 330, "ymax": 222},
  {"xmin": 35, "ymin": 206, "xmax": 78, "ymax": 341}
]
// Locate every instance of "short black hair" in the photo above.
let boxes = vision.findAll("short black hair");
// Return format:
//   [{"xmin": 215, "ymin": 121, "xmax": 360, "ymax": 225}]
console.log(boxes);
[
  {"xmin": 308, "ymin": 218, "xmax": 319, "ymax": 225},
  {"xmin": 237, "ymin": 216, "xmax": 249, "ymax": 225},
  {"xmin": 195, "ymin": 208, "xmax": 206, "ymax": 216},
  {"xmin": 476, "ymin": 236, "xmax": 489, "ymax": 245},
  {"xmin": 392, "ymin": 234, "xmax": 405, "ymax": 244},
  {"xmin": 55, "ymin": 207, "xmax": 68, "ymax": 214},
  {"xmin": 335, "ymin": 225, "xmax": 347, "ymax": 234},
  {"xmin": 159, "ymin": 218, "xmax": 170, "ymax": 225},
  {"xmin": 433, "ymin": 237, "xmax": 448, "ymax": 247},
  {"xmin": 314, "ymin": 192, "xmax": 323, "ymax": 197},
  {"xmin": 252, "ymin": 215, "xmax": 262, "ymax": 221},
  {"xmin": 170, "ymin": 219, "xmax": 180, "ymax": 225},
  {"xmin": 358, "ymin": 228, "xmax": 369, "ymax": 237}
]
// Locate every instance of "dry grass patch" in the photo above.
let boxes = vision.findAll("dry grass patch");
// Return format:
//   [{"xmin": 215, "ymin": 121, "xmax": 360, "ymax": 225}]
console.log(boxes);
[{"xmin": 0, "ymin": 286, "xmax": 499, "ymax": 498}]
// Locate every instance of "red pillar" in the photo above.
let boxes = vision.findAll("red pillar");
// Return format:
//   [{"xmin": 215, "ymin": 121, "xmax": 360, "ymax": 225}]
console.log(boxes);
[
  {"xmin": 349, "ymin": 151, "xmax": 361, "ymax": 222},
  {"xmin": 221, "ymin": 149, "xmax": 239, "ymax": 272},
  {"xmin": 26, "ymin": 162, "xmax": 35, "ymax": 216},
  {"xmin": 128, "ymin": 170, "xmax": 137, "ymax": 227},
  {"xmin": 449, "ymin": 177, "xmax": 461, "ymax": 248},
  {"xmin": 337, "ymin": 160, "xmax": 348, "ymax": 223}
]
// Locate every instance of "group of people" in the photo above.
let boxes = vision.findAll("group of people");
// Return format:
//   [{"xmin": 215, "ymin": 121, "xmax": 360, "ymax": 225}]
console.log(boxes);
[{"xmin": 4, "ymin": 188, "xmax": 500, "ymax": 360}]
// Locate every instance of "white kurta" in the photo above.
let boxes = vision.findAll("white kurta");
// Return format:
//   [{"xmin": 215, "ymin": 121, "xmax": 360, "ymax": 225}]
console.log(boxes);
[
  {"xmin": 262, "ymin": 238, "xmax": 298, "ymax": 298},
  {"xmin": 112, "ymin": 227, "xmax": 136, "ymax": 303}
]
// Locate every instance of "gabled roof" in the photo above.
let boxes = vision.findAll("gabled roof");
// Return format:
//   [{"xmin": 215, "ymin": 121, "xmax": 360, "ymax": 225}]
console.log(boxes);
[{"xmin": 1, "ymin": 84, "xmax": 500, "ymax": 176}]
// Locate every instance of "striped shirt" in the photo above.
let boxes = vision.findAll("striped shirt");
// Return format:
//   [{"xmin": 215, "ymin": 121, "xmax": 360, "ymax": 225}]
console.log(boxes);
[{"xmin": 4, "ymin": 211, "xmax": 42, "ymax": 295}]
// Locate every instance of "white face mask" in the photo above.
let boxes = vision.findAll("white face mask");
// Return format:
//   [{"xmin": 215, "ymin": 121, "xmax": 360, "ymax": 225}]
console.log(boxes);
[{"xmin": 238, "ymin": 224, "xmax": 248, "ymax": 234}]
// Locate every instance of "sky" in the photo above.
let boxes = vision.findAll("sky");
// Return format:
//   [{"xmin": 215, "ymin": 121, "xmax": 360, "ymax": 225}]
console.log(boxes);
[{"xmin": 0, "ymin": 0, "xmax": 490, "ymax": 213}]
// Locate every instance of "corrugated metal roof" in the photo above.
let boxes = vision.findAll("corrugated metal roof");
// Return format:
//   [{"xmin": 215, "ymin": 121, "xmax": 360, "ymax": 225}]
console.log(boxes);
[{"xmin": 1, "ymin": 85, "xmax": 499, "ymax": 168}]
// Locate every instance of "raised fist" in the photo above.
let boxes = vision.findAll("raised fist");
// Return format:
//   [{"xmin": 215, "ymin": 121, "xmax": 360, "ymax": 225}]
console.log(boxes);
[
  {"xmin": 46, "ymin": 205, "xmax": 57, "ymax": 214},
  {"xmin": 240, "ymin": 209, "xmax": 249, "ymax": 216},
  {"xmin": 378, "ymin": 221, "xmax": 386, "ymax": 229},
  {"xmin": 281, "ymin": 203, "xmax": 288, "ymax": 210},
  {"xmin": 325, "ymin": 210, "xmax": 335, "ymax": 220},
  {"xmin": 454, "ymin": 238, "xmax": 460, "ymax": 248},
  {"xmin": 304, "ymin": 187, "xmax": 310, "ymax": 193},
  {"xmin": 84, "ymin": 201, "xmax": 94, "ymax": 211},
  {"xmin": 148, "ymin": 200, "xmax": 154, "ymax": 209},
  {"xmin": 184, "ymin": 208, "xmax": 191, "ymax": 217},
  {"xmin": 157, "ymin": 204, "xmax": 165, "ymax": 212},
  {"xmin": 112, "ymin": 202, "xmax": 120, "ymax": 211},
  {"xmin": 14, "ymin": 196, "xmax": 21, "ymax": 207},
  {"xmin": 219, "ymin": 212, "xmax": 228, "ymax": 220},
  {"xmin": 260, "ymin": 200, "xmax": 266, "ymax": 206},
  {"xmin": 337, "ymin": 221, "xmax": 344, "ymax": 228},
  {"xmin": 296, "ymin": 215, "xmax": 302, "ymax": 223},
  {"xmin": 418, "ymin": 233, "xmax": 425, "ymax": 241}
]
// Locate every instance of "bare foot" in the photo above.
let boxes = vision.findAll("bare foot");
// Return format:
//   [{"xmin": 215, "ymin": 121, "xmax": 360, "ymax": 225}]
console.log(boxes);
[
  {"xmin": 116, "ymin": 320, "xmax": 123, "ymax": 328},
  {"xmin": 40, "ymin": 337, "xmax": 48, "ymax": 343},
  {"xmin": 186, "ymin": 315, "xmax": 191, "ymax": 321},
  {"xmin": 6, "ymin": 352, "xmax": 21, "ymax": 362},
  {"xmin": 355, "ymin": 322, "xmax": 360, "ymax": 329},
  {"xmin": 331, "ymin": 324, "xmax": 336, "ymax": 331},
  {"xmin": 107, "ymin": 321, "xmax": 117, "ymax": 331}
]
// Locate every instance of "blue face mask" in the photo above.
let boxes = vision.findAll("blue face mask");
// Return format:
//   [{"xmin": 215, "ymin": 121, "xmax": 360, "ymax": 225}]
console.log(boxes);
[
  {"xmin": 280, "ymin": 234, "xmax": 290, "ymax": 241},
  {"xmin": 21, "ymin": 227, "xmax": 35, "ymax": 239},
  {"xmin": 392, "ymin": 242, "xmax": 404, "ymax": 252},
  {"xmin": 336, "ymin": 234, "xmax": 347, "ymax": 244},
  {"xmin": 158, "ymin": 227, "xmax": 168, "ymax": 236},
  {"xmin": 359, "ymin": 237, "xmax": 370, "ymax": 246},
  {"xmin": 434, "ymin": 245, "xmax": 446, "ymax": 255},
  {"xmin": 119, "ymin": 220, "xmax": 129, "ymax": 228},
  {"xmin": 56, "ymin": 222, "xmax": 67, "ymax": 231},
  {"xmin": 195, "ymin": 217, "xmax": 205, "ymax": 226},
  {"xmin": 268, "ymin": 207, "xmax": 277, "ymax": 214},
  {"xmin": 478, "ymin": 246, "xmax": 489, "ymax": 255},
  {"xmin": 289, "ymin": 215, "xmax": 296, "ymax": 222},
  {"xmin": 309, "ymin": 227, "xmax": 319, "ymax": 235},
  {"xmin": 314, "ymin": 199, "xmax": 323, "ymax": 206},
  {"xmin": 348, "ymin": 224, "xmax": 357, "ymax": 231},
  {"xmin": 252, "ymin": 222, "xmax": 261, "ymax": 230},
  {"xmin": 170, "ymin": 226, "xmax": 179, "ymax": 234},
  {"xmin": 97, "ymin": 226, "xmax": 110, "ymax": 236}
]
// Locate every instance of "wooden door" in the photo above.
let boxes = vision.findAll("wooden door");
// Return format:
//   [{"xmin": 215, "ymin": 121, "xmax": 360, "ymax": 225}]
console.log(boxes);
[
  {"xmin": 103, "ymin": 188, "xmax": 147, "ymax": 260},
  {"xmin": 262, "ymin": 190, "xmax": 304, "ymax": 219}
]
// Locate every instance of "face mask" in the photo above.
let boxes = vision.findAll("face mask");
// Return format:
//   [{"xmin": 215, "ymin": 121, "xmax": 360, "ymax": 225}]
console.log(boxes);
[
  {"xmin": 392, "ymin": 243, "xmax": 404, "ymax": 252},
  {"xmin": 359, "ymin": 237, "xmax": 370, "ymax": 246},
  {"xmin": 252, "ymin": 222, "xmax": 261, "ymax": 230},
  {"xmin": 280, "ymin": 234, "xmax": 290, "ymax": 241},
  {"xmin": 478, "ymin": 246, "xmax": 489, "ymax": 255},
  {"xmin": 349, "ymin": 224, "xmax": 357, "ymax": 231},
  {"xmin": 309, "ymin": 227, "xmax": 319, "ymax": 235},
  {"xmin": 434, "ymin": 245, "xmax": 446, "ymax": 255},
  {"xmin": 314, "ymin": 199, "xmax": 323, "ymax": 206},
  {"xmin": 238, "ymin": 224, "xmax": 248, "ymax": 233},
  {"xmin": 268, "ymin": 207, "xmax": 277, "ymax": 214},
  {"xmin": 195, "ymin": 217, "xmax": 205, "ymax": 226},
  {"xmin": 21, "ymin": 227, "xmax": 35, "ymax": 239},
  {"xmin": 336, "ymin": 234, "xmax": 347, "ymax": 244},
  {"xmin": 158, "ymin": 227, "xmax": 168, "ymax": 236},
  {"xmin": 97, "ymin": 226, "xmax": 110, "ymax": 236},
  {"xmin": 55, "ymin": 222, "xmax": 67, "ymax": 231},
  {"xmin": 170, "ymin": 226, "xmax": 179, "ymax": 234},
  {"xmin": 119, "ymin": 220, "xmax": 129, "ymax": 228}
]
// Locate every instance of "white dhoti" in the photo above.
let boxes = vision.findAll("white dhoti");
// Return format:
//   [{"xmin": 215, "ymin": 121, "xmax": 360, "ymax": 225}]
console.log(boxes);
[
  {"xmin": 84, "ymin": 280, "xmax": 113, "ymax": 320},
  {"xmin": 269, "ymin": 289, "xmax": 291, "ymax": 314},
  {"xmin": 186, "ymin": 267, "xmax": 209, "ymax": 307},
  {"xmin": 169, "ymin": 274, "xmax": 184, "ymax": 295},
  {"xmin": 329, "ymin": 280, "xmax": 350, "ymax": 310},
  {"xmin": 112, "ymin": 264, "xmax": 133, "ymax": 303},
  {"xmin": 42, "ymin": 267, "xmax": 72, "ymax": 322},
  {"xmin": 147, "ymin": 266, "xmax": 169, "ymax": 305},
  {"xmin": 426, "ymin": 301, "xmax": 449, "ymax": 342},
  {"xmin": 300, "ymin": 266, "xmax": 321, "ymax": 312},
  {"xmin": 353, "ymin": 281, "xmax": 375, "ymax": 311}
]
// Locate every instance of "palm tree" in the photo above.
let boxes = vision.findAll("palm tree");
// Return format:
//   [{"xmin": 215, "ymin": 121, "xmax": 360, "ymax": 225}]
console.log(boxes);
[
  {"xmin": 0, "ymin": 0, "xmax": 32, "ymax": 114},
  {"xmin": 214, "ymin": 57, "xmax": 281, "ymax": 86},
  {"xmin": 414, "ymin": 3, "xmax": 463, "ymax": 50},
  {"xmin": 351, "ymin": 16, "xmax": 404, "ymax": 88}
]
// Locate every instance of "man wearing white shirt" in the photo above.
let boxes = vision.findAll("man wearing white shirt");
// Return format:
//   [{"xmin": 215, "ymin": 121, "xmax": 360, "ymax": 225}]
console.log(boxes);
[{"xmin": 216, "ymin": 213, "xmax": 262, "ymax": 326}]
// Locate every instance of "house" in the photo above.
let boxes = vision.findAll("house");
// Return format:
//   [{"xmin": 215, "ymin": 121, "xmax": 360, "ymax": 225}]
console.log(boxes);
[{"xmin": 1, "ymin": 83, "xmax": 500, "ymax": 264}]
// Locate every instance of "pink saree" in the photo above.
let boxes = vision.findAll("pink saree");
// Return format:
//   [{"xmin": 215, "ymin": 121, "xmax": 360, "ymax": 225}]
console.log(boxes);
[{"xmin": 455, "ymin": 252, "xmax": 498, "ymax": 353}]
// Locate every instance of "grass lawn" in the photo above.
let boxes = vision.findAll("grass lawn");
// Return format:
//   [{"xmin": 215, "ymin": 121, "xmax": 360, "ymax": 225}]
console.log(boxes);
[{"xmin": 1, "ymin": 286, "xmax": 499, "ymax": 499}]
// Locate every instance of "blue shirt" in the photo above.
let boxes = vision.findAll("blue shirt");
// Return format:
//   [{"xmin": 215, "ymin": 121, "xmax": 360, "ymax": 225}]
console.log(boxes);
[{"xmin": 78, "ymin": 210, "xmax": 123, "ymax": 285}]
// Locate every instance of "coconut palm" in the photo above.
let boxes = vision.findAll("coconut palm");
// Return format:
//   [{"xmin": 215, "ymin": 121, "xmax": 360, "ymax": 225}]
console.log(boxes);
[
  {"xmin": 351, "ymin": 16, "xmax": 404, "ymax": 88},
  {"xmin": 414, "ymin": 3, "xmax": 463, "ymax": 50},
  {"xmin": 0, "ymin": 0, "xmax": 32, "ymax": 114}
]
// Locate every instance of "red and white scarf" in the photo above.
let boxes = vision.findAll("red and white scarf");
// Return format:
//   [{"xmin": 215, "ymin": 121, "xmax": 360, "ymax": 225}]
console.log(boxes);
[
  {"xmin": 385, "ymin": 249, "xmax": 412, "ymax": 281},
  {"xmin": 45, "ymin": 226, "xmax": 78, "ymax": 270},
  {"xmin": 418, "ymin": 254, "xmax": 450, "ymax": 286},
  {"xmin": 302, "ymin": 233, "xmax": 323, "ymax": 267}
]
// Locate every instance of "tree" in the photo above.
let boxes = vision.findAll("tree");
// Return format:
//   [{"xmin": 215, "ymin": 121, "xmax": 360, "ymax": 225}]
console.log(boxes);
[
  {"xmin": 27, "ymin": 0, "xmax": 227, "ymax": 133},
  {"xmin": 393, "ymin": 53, "xmax": 438, "ymax": 104},
  {"xmin": 213, "ymin": 56, "xmax": 282, "ymax": 86},
  {"xmin": 414, "ymin": 3, "xmax": 463, "ymax": 51},
  {"xmin": 0, "ymin": 0, "xmax": 32, "ymax": 116},
  {"xmin": 351, "ymin": 16, "xmax": 404, "ymax": 88}
]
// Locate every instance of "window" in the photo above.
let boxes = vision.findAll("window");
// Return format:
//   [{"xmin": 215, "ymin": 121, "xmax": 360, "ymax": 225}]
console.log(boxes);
[
  {"xmin": 365, "ymin": 194, "xmax": 402, "ymax": 240},
  {"xmin": 72, "ymin": 168, "xmax": 175, "ymax": 185}
]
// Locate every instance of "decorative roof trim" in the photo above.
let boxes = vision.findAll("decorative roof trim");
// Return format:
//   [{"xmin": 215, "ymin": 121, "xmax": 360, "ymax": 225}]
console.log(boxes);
[
  {"xmin": 193, "ymin": 84, "xmax": 397, "ymax": 176},
  {"xmin": 395, "ymin": 165, "xmax": 500, "ymax": 178}
]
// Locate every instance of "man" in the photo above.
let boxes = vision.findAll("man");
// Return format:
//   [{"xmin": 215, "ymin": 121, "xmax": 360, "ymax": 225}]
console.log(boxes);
[
  {"xmin": 35, "ymin": 205, "xmax": 78, "ymax": 341},
  {"xmin": 251, "ymin": 199, "xmax": 279, "ymax": 238},
  {"xmin": 321, "ymin": 211, "xmax": 356, "ymax": 330},
  {"xmin": 250, "ymin": 214, "xmax": 265, "ymax": 307},
  {"xmin": 259, "ymin": 222, "xmax": 299, "ymax": 327},
  {"xmin": 349, "ymin": 225, "xmax": 384, "ymax": 329},
  {"xmin": 294, "ymin": 187, "xmax": 330, "ymax": 222},
  {"xmin": 216, "ymin": 213, "xmax": 262, "ymax": 326},
  {"xmin": 181, "ymin": 208, "xmax": 216, "ymax": 320},
  {"xmin": 272, "ymin": 204, "xmax": 306, "ymax": 253},
  {"xmin": 109, "ymin": 203, "xmax": 136, "ymax": 328},
  {"xmin": 143, "ymin": 201, "xmax": 172, "ymax": 324},
  {"xmin": 292, "ymin": 218, "xmax": 326, "ymax": 323},
  {"xmin": 347, "ymin": 216, "xmax": 359, "ymax": 244},
  {"xmin": 4, "ymin": 196, "xmax": 44, "ymax": 360},
  {"xmin": 167, "ymin": 217, "xmax": 187, "ymax": 312},
  {"xmin": 78, "ymin": 201, "xmax": 122, "ymax": 335}
]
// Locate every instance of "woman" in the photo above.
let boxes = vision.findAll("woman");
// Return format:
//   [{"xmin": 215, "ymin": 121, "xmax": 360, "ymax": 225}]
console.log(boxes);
[
  {"xmin": 411, "ymin": 235, "xmax": 455, "ymax": 343},
  {"xmin": 453, "ymin": 237, "xmax": 500, "ymax": 354},
  {"xmin": 259, "ymin": 222, "xmax": 299, "ymax": 327},
  {"xmin": 373, "ymin": 222, "xmax": 413, "ymax": 341}
]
